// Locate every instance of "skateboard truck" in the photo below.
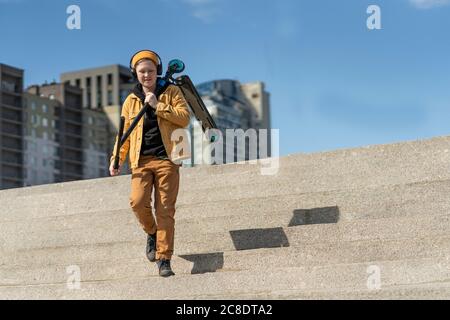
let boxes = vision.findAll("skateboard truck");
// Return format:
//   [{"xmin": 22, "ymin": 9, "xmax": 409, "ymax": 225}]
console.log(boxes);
[{"xmin": 113, "ymin": 59, "xmax": 218, "ymax": 170}]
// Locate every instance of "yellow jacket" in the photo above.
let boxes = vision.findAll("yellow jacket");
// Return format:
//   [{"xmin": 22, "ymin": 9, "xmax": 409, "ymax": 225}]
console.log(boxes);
[{"xmin": 110, "ymin": 85, "xmax": 191, "ymax": 169}]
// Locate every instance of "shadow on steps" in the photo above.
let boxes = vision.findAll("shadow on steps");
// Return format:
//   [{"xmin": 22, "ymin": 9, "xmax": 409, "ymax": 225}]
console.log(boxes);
[
  {"xmin": 229, "ymin": 206, "xmax": 340, "ymax": 250},
  {"xmin": 178, "ymin": 253, "xmax": 224, "ymax": 275},
  {"xmin": 289, "ymin": 206, "xmax": 340, "ymax": 226},
  {"xmin": 178, "ymin": 206, "xmax": 340, "ymax": 274}
]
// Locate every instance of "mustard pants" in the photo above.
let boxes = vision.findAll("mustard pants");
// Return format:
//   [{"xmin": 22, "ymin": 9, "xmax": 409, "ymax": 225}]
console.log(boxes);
[{"xmin": 129, "ymin": 155, "xmax": 180, "ymax": 260}]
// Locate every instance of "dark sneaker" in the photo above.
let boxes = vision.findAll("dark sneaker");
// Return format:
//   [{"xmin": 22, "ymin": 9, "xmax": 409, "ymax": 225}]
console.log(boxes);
[
  {"xmin": 146, "ymin": 233, "xmax": 157, "ymax": 262},
  {"xmin": 157, "ymin": 259, "xmax": 175, "ymax": 277}
]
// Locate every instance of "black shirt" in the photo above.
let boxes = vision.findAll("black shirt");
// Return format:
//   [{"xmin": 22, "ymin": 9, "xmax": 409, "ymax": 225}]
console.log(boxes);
[{"xmin": 132, "ymin": 84, "xmax": 168, "ymax": 159}]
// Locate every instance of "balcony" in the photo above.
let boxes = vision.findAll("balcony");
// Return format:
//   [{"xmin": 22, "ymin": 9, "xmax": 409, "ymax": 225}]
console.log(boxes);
[
  {"xmin": 1, "ymin": 164, "xmax": 23, "ymax": 179},
  {"xmin": 1, "ymin": 121, "xmax": 22, "ymax": 136},
  {"xmin": 1, "ymin": 108, "xmax": 22, "ymax": 122},
  {"xmin": 1, "ymin": 80, "xmax": 21, "ymax": 95},
  {"xmin": 1, "ymin": 136, "xmax": 22, "ymax": 151},
  {"xmin": 1, "ymin": 150, "xmax": 23, "ymax": 166},
  {"xmin": 1, "ymin": 93, "xmax": 22, "ymax": 108},
  {"xmin": 65, "ymin": 123, "xmax": 82, "ymax": 135}
]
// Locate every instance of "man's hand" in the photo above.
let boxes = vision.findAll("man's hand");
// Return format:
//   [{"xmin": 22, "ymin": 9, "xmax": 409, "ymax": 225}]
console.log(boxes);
[
  {"xmin": 109, "ymin": 162, "xmax": 121, "ymax": 176},
  {"xmin": 144, "ymin": 92, "xmax": 158, "ymax": 109}
]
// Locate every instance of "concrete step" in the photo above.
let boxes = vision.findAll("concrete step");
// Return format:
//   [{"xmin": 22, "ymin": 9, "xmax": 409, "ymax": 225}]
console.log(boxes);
[
  {"xmin": 182, "ymin": 135, "xmax": 450, "ymax": 176},
  {"xmin": 1, "ymin": 170, "xmax": 446, "ymax": 216},
  {"xmin": 2, "ymin": 136, "xmax": 450, "ymax": 214},
  {"xmin": 0, "ymin": 256, "xmax": 449, "ymax": 299},
  {"xmin": 177, "ymin": 179, "xmax": 450, "ymax": 221},
  {"xmin": 3, "ymin": 176, "xmax": 450, "ymax": 243},
  {"xmin": 1, "ymin": 135, "xmax": 450, "ymax": 299},
  {"xmin": 2, "ymin": 234, "xmax": 449, "ymax": 272},
  {"xmin": 1, "ymin": 212, "xmax": 449, "ymax": 255},
  {"xmin": 2, "ymin": 193, "xmax": 450, "ymax": 255},
  {"xmin": 189, "ymin": 282, "xmax": 450, "ymax": 300},
  {"xmin": 2, "ymin": 236, "xmax": 450, "ymax": 286},
  {"xmin": 2, "ymin": 177, "xmax": 450, "ymax": 224},
  {"xmin": 170, "ymin": 135, "xmax": 450, "ymax": 192}
]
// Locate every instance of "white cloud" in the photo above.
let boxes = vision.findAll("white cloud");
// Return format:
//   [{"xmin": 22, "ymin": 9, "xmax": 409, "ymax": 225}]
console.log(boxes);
[
  {"xmin": 274, "ymin": 2, "xmax": 299, "ymax": 39},
  {"xmin": 182, "ymin": 0, "xmax": 220, "ymax": 24},
  {"xmin": 276, "ymin": 19, "xmax": 298, "ymax": 39},
  {"xmin": 409, "ymin": 0, "xmax": 450, "ymax": 9},
  {"xmin": 191, "ymin": 8, "xmax": 218, "ymax": 23}
]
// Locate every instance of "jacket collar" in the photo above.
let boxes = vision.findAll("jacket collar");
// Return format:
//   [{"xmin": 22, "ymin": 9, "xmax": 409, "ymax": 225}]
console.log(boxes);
[{"xmin": 131, "ymin": 83, "xmax": 145, "ymax": 103}]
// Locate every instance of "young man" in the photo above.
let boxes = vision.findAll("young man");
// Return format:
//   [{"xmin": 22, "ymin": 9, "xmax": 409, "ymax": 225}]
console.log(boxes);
[{"xmin": 109, "ymin": 50, "xmax": 190, "ymax": 277}]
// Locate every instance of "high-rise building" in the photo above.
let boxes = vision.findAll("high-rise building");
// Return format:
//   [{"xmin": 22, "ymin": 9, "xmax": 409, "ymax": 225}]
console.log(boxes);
[
  {"xmin": 186, "ymin": 79, "xmax": 271, "ymax": 166},
  {"xmin": 28, "ymin": 83, "xmax": 84, "ymax": 182},
  {"xmin": 241, "ymin": 81, "xmax": 271, "ymax": 158},
  {"xmin": 0, "ymin": 64, "xmax": 24, "ymax": 190},
  {"xmin": 23, "ymin": 88, "xmax": 60, "ymax": 186},
  {"xmin": 61, "ymin": 65, "xmax": 134, "ymax": 110},
  {"xmin": 61, "ymin": 65, "xmax": 135, "ymax": 174},
  {"xmin": 83, "ymin": 108, "xmax": 110, "ymax": 179},
  {"xmin": 25, "ymin": 81, "xmax": 112, "ymax": 185}
]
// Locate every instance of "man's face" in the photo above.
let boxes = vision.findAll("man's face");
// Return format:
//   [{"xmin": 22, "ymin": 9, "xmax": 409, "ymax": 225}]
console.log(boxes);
[{"xmin": 136, "ymin": 60, "xmax": 157, "ymax": 88}]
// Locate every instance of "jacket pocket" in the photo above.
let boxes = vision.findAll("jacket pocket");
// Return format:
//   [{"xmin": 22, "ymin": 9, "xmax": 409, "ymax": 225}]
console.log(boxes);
[{"xmin": 129, "ymin": 112, "xmax": 139, "ymax": 121}]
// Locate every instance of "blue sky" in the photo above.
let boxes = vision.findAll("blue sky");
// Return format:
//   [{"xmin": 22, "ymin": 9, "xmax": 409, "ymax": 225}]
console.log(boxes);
[{"xmin": 1, "ymin": 0, "xmax": 450, "ymax": 156}]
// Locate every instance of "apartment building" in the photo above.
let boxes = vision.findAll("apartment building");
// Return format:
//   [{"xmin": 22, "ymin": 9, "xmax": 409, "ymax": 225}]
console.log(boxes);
[
  {"xmin": 61, "ymin": 65, "xmax": 134, "ymax": 174},
  {"xmin": 0, "ymin": 63, "xmax": 24, "ymax": 190},
  {"xmin": 186, "ymin": 79, "xmax": 271, "ymax": 166}
]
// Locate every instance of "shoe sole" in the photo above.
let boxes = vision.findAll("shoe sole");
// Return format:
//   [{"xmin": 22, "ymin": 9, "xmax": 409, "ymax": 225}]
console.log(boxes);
[
  {"xmin": 147, "ymin": 251, "xmax": 156, "ymax": 262},
  {"xmin": 159, "ymin": 271, "xmax": 175, "ymax": 277}
]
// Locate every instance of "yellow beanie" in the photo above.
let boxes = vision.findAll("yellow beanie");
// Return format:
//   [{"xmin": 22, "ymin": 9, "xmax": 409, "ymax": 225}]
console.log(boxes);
[{"xmin": 131, "ymin": 51, "xmax": 159, "ymax": 69}]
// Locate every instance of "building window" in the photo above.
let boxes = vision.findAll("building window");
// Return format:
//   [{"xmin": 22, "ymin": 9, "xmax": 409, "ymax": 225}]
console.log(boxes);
[
  {"xmin": 43, "ymin": 118, "xmax": 48, "ymax": 127},
  {"xmin": 31, "ymin": 102, "xmax": 36, "ymax": 111},
  {"xmin": 87, "ymin": 92, "xmax": 92, "ymax": 108},
  {"xmin": 43, "ymin": 132, "xmax": 48, "ymax": 140},
  {"xmin": 107, "ymin": 90, "xmax": 113, "ymax": 105},
  {"xmin": 120, "ymin": 90, "xmax": 128, "ymax": 105},
  {"xmin": 88, "ymin": 116, "xmax": 93, "ymax": 125},
  {"xmin": 97, "ymin": 75, "xmax": 103, "ymax": 108},
  {"xmin": 107, "ymin": 73, "xmax": 113, "ymax": 85},
  {"xmin": 76, "ymin": 79, "xmax": 81, "ymax": 87},
  {"xmin": 52, "ymin": 120, "xmax": 55, "ymax": 128},
  {"xmin": 86, "ymin": 77, "xmax": 91, "ymax": 87}
]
